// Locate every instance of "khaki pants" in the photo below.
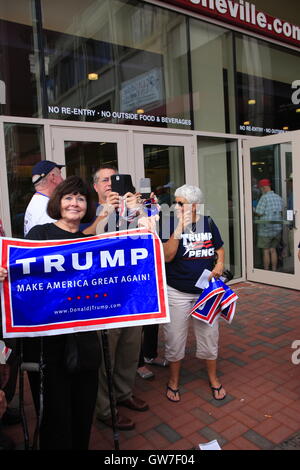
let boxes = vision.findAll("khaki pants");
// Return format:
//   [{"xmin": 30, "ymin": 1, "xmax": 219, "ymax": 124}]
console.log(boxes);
[
  {"xmin": 163, "ymin": 285, "xmax": 219, "ymax": 362},
  {"xmin": 96, "ymin": 326, "xmax": 142, "ymax": 420}
]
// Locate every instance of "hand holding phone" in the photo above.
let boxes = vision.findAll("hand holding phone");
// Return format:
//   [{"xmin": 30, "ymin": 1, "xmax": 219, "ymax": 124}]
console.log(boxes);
[
  {"xmin": 104, "ymin": 192, "xmax": 120, "ymax": 211},
  {"xmin": 111, "ymin": 174, "xmax": 135, "ymax": 196},
  {"xmin": 139, "ymin": 178, "xmax": 151, "ymax": 199}
]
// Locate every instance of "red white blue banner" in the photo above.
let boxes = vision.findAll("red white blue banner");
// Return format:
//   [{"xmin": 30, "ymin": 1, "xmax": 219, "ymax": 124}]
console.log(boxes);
[
  {"xmin": 190, "ymin": 277, "xmax": 238, "ymax": 326},
  {"xmin": 0, "ymin": 228, "xmax": 169, "ymax": 337}
]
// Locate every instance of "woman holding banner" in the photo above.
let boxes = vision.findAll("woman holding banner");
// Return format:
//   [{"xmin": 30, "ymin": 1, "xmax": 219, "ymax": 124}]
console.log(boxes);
[
  {"xmin": 162, "ymin": 184, "xmax": 226, "ymax": 403},
  {"xmin": 1, "ymin": 176, "xmax": 101, "ymax": 450}
]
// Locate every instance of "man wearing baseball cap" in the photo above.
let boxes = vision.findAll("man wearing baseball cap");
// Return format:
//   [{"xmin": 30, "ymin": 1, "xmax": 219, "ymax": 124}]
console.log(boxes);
[
  {"xmin": 24, "ymin": 160, "xmax": 64, "ymax": 236},
  {"xmin": 255, "ymin": 178, "xmax": 283, "ymax": 271}
]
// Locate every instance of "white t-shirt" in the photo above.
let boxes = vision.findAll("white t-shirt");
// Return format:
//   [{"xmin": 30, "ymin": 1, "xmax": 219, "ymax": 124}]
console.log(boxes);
[{"xmin": 24, "ymin": 192, "xmax": 56, "ymax": 236}]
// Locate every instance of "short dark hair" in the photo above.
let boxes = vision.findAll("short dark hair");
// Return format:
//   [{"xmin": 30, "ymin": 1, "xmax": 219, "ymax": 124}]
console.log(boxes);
[{"xmin": 47, "ymin": 176, "xmax": 94, "ymax": 223}]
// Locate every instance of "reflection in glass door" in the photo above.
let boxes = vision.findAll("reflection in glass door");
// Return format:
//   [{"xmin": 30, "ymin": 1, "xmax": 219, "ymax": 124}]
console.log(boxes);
[
  {"xmin": 134, "ymin": 133, "xmax": 195, "ymax": 202},
  {"xmin": 51, "ymin": 127, "xmax": 129, "ymax": 201},
  {"xmin": 143, "ymin": 145, "xmax": 186, "ymax": 205},
  {"xmin": 197, "ymin": 138, "xmax": 241, "ymax": 280},
  {"xmin": 4, "ymin": 123, "xmax": 46, "ymax": 237},
  {"xmin": 64, "ymin": 141, "xmax": 118, "ymax": 203},
  {"xmin": 251, "ymin": 143, "xmax": 294, "ymax": 274}
]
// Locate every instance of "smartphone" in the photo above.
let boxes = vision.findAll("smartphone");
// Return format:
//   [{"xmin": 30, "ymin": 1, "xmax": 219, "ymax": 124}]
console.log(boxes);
[
  {"xmin": 111, "ymin": 174, "xmax": 135, "ymax": 196},
  {"xmin": 139, "ymin": 178, "xmax": 151, "ymax": 199}
]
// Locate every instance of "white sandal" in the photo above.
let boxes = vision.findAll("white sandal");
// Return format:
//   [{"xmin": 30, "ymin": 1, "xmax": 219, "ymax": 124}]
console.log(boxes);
[{"xmin": 137, "ymin": 367, "xmax": 154, "ymax": 379}]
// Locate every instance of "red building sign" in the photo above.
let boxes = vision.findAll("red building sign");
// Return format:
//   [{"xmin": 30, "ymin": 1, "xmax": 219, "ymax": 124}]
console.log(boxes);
[{"xmin": 160, "ymin": 0, "xmax": 300, "ymax": 48}]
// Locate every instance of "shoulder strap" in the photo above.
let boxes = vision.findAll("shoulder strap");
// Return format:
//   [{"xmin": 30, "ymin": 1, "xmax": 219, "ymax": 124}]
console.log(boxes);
[
  {"xmin": 207, "ymin": 216, "xmax": 219, "ymax": 264},
  {"xmin": 207, "ymin": 216, "xmax": 214, "ymax": 245}
]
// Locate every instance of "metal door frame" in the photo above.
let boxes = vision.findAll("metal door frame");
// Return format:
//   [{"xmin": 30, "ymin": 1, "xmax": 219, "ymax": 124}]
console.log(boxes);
[{"xmin": 243, "ymin": 130, "xmax": 300, "ymax": 289}]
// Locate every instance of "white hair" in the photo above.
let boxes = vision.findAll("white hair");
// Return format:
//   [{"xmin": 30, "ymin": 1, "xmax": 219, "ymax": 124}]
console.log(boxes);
[{"xmin": 175, "ymin": 184, "xmax": 204, "ymax": 204}]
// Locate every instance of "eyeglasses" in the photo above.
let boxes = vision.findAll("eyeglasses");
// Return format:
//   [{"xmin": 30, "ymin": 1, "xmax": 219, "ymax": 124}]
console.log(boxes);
[
  {"xmin": 174, "ymin": 201, "xmax": 185, "ymax": 207},
  {"xmin": 94, "ymin": 177, "xmax": 110, "ymax": 184}
]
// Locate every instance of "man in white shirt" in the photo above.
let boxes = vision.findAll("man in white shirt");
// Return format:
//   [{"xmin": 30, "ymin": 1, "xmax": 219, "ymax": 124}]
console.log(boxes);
[{"xmin": 24, "ymin": 160, "xmax": 64, "ymax": 236}]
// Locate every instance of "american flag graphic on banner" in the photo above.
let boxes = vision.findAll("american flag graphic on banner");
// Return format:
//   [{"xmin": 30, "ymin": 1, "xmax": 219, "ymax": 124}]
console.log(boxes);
[{"xmin": 190, "ymin": 278, "xmax": 238, "ymax": 327}]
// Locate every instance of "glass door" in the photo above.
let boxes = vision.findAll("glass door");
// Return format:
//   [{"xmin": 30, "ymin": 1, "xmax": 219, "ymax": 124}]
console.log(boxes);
[
  {"xmin": 243, "ymin": 131, "xmax": 300, "ymax": 289},
  {"xmin": 51, "ymin": 126, "xmax": 195, "ymax": 208},
  {"xmin": 133, "ymin": 132, "xmax": 196, "ymax": 202},
  {"xmin": 51, "ymin": 126, "xmax": 129, "ymax": 199},
  {"xmin": 2, "ymin": 122, "xmax": 46, "ymax": 237}
]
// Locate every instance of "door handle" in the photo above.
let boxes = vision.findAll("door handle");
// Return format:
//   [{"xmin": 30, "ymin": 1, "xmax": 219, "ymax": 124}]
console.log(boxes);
[
  {"xmin": 286, "ymin": 210, "xmax": 297, "ymax": 229},
  {"xmin": 292, "ymin": 210, "xmax": 297, "ymax": 229}
]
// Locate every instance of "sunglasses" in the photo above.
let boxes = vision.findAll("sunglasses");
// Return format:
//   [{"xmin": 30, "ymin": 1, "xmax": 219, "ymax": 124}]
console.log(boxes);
[{"xmin": 174, "ymin": 201, "xmax": 185, "ymax": 207}]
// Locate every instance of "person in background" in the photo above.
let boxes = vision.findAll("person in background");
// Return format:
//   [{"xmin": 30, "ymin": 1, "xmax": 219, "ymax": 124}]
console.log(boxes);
[
  {"xmin": 137, "ymin": 326, "xmax": 169, "ymax": 380},
  {"xmin": 0, "ymin": 297, "xmax": 15, "ymax": 450},
  {"xmin": 161, "ymin": 184, "xmax": 226, "ymax": 403},
  {"xmin": 81, "ymin": 164, "xmax": 118, "ymax": 235},
  {"xmin": 0, "ymin": 343, "xmax": 14, "ymax": 450},
  {"xmin": 0, "ymin": 219, "xmax": 9, "ymax": 450},
  {"xmin": 0, "ymin": 389, "xmax": 7, "ymax": 420},
  {"xmin": 254, "ymin": 179, "xmax": 284, "ymax": 271},
  {"xmin": 95, "ymin": 180, "xmax": 149, "ymax": 431},
  {"xmin": 0, "ymin": 218, "xmax": 19, "ymax": 450},
  {"xmin": 24, "ymin": 160, "xmax": 64, "ymax": 236},
  {"xmin": 93, "ymin": 165, "xmax": 118, "ymax": 208}
]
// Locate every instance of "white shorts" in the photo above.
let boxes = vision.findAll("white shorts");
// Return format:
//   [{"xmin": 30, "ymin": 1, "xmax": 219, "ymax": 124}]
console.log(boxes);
[{"xmin": 163, "ymin": 285, "xmax": 219, "ymax": 362}]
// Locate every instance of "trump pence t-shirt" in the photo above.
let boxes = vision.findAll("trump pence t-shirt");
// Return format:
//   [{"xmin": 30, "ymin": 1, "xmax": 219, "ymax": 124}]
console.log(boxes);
[{"xmin": 161, "ymin": 215, "xmax": 223, "ymax": 294}]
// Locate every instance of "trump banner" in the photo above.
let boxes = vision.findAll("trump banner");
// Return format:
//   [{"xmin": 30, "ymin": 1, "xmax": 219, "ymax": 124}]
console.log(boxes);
[{"xmin": 0, "ymin": 228, "xmax": 169, "ymax": 338}]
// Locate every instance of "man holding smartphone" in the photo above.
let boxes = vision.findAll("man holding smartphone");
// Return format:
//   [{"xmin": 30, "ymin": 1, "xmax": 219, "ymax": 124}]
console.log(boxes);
[
  {"xmin": 95, "ymin": 174, "xmax": 149, "ymax": 431},
  {"xmin": 81, "ymin": 164, "xmax": 118, "ymax": 234}
]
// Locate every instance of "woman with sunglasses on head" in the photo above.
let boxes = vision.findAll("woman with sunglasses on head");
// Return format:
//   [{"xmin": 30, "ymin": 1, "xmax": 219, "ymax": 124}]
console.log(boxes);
[
  {"xmin": 0, "ymin": 176, "xmax": 101, "ymax": 449},
  {"xmin": 162, "ymin": 184, "xmax": 226, "ymax": 403}
]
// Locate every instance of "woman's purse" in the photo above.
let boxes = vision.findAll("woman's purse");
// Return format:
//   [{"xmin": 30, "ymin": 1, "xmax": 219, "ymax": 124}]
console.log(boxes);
[
  {"xmin": 207, "ymin": 216, "xmax": 233, "ymax": 283},
  {"xmin": 64, "ymin": 331, "xmax": 101, "ymax": 374}
]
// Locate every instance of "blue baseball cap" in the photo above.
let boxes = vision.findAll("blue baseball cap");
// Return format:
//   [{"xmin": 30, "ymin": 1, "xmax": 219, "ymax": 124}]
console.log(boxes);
[{"xmin": 32, "ymin": 160, "xmax": 65, "ymax": 184}]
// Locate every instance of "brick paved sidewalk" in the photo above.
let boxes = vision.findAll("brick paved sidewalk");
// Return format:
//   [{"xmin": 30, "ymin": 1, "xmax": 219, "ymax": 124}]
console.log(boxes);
[{"xmin": 4, "ymin": 282, "xmax": 300, "ymax": 450}]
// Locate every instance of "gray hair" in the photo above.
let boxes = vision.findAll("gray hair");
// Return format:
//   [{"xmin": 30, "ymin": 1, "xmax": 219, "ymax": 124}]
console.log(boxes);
[
  {"xmin": 33, "ymin": 171, "xmax": 52, "ymax": 189},
  {"xmin": 175, "ymin": 184, "xmax": 204, "ymax": 204},
  {"xmin": 93, "ymin": 164, "xmax": 118, "ymax": 184}
]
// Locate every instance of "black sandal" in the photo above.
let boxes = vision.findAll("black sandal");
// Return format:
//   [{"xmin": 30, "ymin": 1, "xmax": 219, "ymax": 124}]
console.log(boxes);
[
  {"xmin": 166, "ymin": 384, "xmax": 181, "ymax": 402},
  {"xmin": 210, "ymin": 384, "xmax": 226, "ymax": 401}
]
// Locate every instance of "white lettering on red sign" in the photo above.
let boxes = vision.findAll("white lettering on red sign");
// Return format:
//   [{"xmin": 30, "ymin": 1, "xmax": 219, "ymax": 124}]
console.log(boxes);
[{"xmin": 165, "ymin": 0, "xmax": 300, "ymax": 47}]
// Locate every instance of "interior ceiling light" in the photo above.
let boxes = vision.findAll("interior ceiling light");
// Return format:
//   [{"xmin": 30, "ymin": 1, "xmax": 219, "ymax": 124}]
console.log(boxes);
[
  {"xmin": 283, "ymin": 126, "xmax": 289, "ymax": 130},
  {"xmin": 248, "ymin": 99, "xmax": 256, "ymax": 105},
  {"xmin": 243, "ymin": 121, "xmax": 250, "ymax": 125},
  {"xmin": 88, "ymin": 73, "xmax": 99, "ymax": 80},
  {"xmin": 136, "ymin": 109, "xmax": 144, "ymax": 114},
  {"xmin": 296, "ymin": 108, "xmax": 300, "ymax": 113}
]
